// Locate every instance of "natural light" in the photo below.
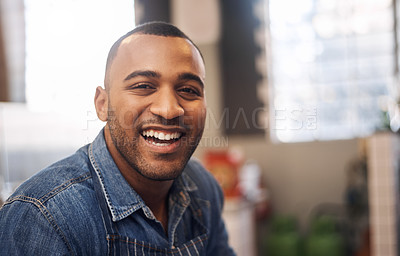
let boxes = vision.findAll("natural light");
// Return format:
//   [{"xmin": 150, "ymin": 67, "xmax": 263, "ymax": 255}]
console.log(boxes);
[
  {"xmin": 267, "ymin": 0, "xmax": 394, "ymax": 143},
  {"xmin": 24, "ymin": 0, "xmax": 135, "ymax": 117}
]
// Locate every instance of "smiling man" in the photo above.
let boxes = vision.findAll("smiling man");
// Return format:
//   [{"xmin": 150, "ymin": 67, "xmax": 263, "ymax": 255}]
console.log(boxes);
[{"xmin": 0, "ymin": 22, "xmax": 235, "ymax": 255}]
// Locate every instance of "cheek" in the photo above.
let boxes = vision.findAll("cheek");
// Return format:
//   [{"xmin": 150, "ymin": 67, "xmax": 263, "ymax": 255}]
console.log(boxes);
[
  {"xmin": 184, "ymin": 104, "xmax": 206, "ymax": 131},
  {"xmin": 111, "ymin": 102, "xmax": 143, "ymax": 130},
  {"xmin": 121, "ymin": 111, "xmax": 136, "ymax": 129}
]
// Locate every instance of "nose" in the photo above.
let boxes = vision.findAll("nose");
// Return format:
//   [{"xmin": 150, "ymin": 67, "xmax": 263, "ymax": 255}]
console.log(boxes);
[{"xmin": 149, "ymin": 88, "xmax": 184, "ymax": 119}]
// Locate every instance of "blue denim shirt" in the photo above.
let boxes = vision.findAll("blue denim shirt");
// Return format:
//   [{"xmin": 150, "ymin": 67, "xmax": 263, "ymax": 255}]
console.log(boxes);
[{"xmin": 0, "ymin": 130, "xmax": 235, "ymax": 255}]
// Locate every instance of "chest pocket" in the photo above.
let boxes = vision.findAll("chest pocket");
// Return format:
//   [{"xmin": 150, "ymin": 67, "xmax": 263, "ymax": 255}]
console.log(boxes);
[{"xmin": 106, "ymin": 233, "xmax": 208, "ymax": 256}]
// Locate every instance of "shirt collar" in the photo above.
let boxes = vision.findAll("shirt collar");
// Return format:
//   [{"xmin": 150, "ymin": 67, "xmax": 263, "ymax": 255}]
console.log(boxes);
[{"xmin": 90, "ymin": 129, "xmax": 198, "ymax": 222}]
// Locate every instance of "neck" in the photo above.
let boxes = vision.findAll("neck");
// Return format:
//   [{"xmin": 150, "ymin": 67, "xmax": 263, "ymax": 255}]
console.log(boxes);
[
  {"xmin": 104, "ymin": 127, "xmax": 172, "ymax": 232},
  {"xmin": 133, "ymin": 177, "xmax": 171, "ymax": 232}
]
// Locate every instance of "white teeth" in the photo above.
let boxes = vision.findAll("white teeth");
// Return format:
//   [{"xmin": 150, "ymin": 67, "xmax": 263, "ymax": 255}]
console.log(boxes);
[
  {"xmin": 152, "ymin": 141, "xmax": 168, "ymax": 146},
  {"xmin": 142, "ymin": 130, "xmax": 182, "ymax": 141}
]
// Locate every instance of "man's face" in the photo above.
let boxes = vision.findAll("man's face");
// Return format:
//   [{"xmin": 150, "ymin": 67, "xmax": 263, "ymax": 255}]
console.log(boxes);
[{"xmin": 103, "ymin": 34, "xmax": 206, "ymax": 181}]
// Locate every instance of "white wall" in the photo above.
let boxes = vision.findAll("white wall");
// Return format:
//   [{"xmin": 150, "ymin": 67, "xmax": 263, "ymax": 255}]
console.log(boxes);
[
  {"xmin": 227, "ymin": 135, "xmax": 360, "ymax": 230},
  {"xmin": 0, "ymin": 103, "xmax": 103, "ymax": 199}
]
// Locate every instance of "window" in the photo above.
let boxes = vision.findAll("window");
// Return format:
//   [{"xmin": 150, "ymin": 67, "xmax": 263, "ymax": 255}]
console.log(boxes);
[
  {"xmin": 24, "ymin": 0, "xmax": 135, "ymax": 115},
  {"xmin": 0, "ymin": 1, "xmax": 135, "ymax": 198},
  {"xmin": 267, "ymin": 0, "xmax": 395, "ymax": 142}
]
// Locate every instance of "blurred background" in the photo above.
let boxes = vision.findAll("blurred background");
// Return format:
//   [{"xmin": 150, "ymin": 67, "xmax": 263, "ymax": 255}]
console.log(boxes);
[{"xmin": 1, "ymin": 0, "xmax": 399, "ymax": 255}]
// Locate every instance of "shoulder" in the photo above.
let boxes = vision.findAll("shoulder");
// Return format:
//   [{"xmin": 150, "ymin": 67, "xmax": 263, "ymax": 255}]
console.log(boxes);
[
  {"xmin": 184, "ymin": 158, "xmax": 219, "ymax": 188},
  {"xmin": 6, "ymin": 145, "xmax": 92, "ymax": 202},
  {"xmin": 0, "ymin": 145, "xmax": 105, "ymax": 254}
]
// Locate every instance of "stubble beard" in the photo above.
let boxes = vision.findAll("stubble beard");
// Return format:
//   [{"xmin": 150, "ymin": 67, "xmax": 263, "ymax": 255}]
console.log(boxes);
[{"xmin": 107, "ymin": 108, "xmax": 203, "ymax": 181}]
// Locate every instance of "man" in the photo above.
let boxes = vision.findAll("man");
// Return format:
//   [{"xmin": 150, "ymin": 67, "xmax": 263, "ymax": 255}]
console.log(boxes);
[{"xmin": 0, "ymin": 22, "xmax": 235, "ymax": 255}]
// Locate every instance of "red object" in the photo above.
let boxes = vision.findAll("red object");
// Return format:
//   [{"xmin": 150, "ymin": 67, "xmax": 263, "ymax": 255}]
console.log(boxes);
[{"xmin": 204, "ymin": 150, "xmax": 242, "ymax": 198}]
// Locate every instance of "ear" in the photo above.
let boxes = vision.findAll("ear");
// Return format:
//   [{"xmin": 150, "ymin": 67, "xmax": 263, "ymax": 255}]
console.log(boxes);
[{"xmin": 94, "ymin": 86, "xmax": 108, "ymax": 121}]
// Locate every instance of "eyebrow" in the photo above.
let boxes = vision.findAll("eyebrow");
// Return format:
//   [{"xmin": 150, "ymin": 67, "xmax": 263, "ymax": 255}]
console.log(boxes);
[
  {"xmin": 178, "ymin": 73, "xmax": 204, "ymax": 88},
  {"xmin": 123, "ymin": 70, "xmax": 204, "ymax": 87},
  {"xmin": 124, "ymin": 70, "xmax": 161, "ymax": 81}
]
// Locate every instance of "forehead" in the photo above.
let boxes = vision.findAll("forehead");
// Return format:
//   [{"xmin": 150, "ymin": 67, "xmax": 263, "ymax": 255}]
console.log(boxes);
[{"xmin": 109, "ymin": 34, "xmax": 205, "ymax": 81}]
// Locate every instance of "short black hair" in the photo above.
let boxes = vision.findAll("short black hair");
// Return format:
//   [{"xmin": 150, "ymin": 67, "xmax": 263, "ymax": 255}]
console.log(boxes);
[{"xmin": 104, "ymin": 21, "xmax": 204, "ymax": 88}]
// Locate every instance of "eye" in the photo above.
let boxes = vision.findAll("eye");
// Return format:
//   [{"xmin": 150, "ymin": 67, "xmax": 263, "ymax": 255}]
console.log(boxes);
[
  {"xmin": 180, "ymin": 87, "xmax": 199, "ymax": 95},
  {"xmin": 131, "ymin": 83, "xmax": 154, "ymax": 89},
  {"xmin": 126, "ymin": 83, "xmax": 156, "ymax": 95},
  {"xmin": 177, "ymin": 86, "xmax": 202, "ymax": 99}
]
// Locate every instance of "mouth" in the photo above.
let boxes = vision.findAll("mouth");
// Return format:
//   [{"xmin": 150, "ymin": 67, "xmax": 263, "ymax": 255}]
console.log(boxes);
[{"xmin": 141, "ymin": 129, "xmax": 184, "ymax": 148}]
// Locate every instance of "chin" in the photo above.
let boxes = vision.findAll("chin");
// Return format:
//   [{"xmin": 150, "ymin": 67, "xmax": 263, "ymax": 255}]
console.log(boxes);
[
  {"xmin": 133, "ymin": 158, "xmax": 187, "ymax": 181},
  {"xmin": 137, "ymin": 167, "xmax": 183, "ymax": 181}
]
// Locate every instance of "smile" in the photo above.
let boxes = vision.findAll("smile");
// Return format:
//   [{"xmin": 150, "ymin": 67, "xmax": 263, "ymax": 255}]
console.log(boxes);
[{"xmin": 141, "ymin": 129, "xmax": 183, "ymax": 147}]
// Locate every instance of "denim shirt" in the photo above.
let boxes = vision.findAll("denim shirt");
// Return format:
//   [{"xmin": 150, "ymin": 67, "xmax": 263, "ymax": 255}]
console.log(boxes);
[{"xmin": 0, "ymin": 130, "xmax": 235, "ymax": 255}]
